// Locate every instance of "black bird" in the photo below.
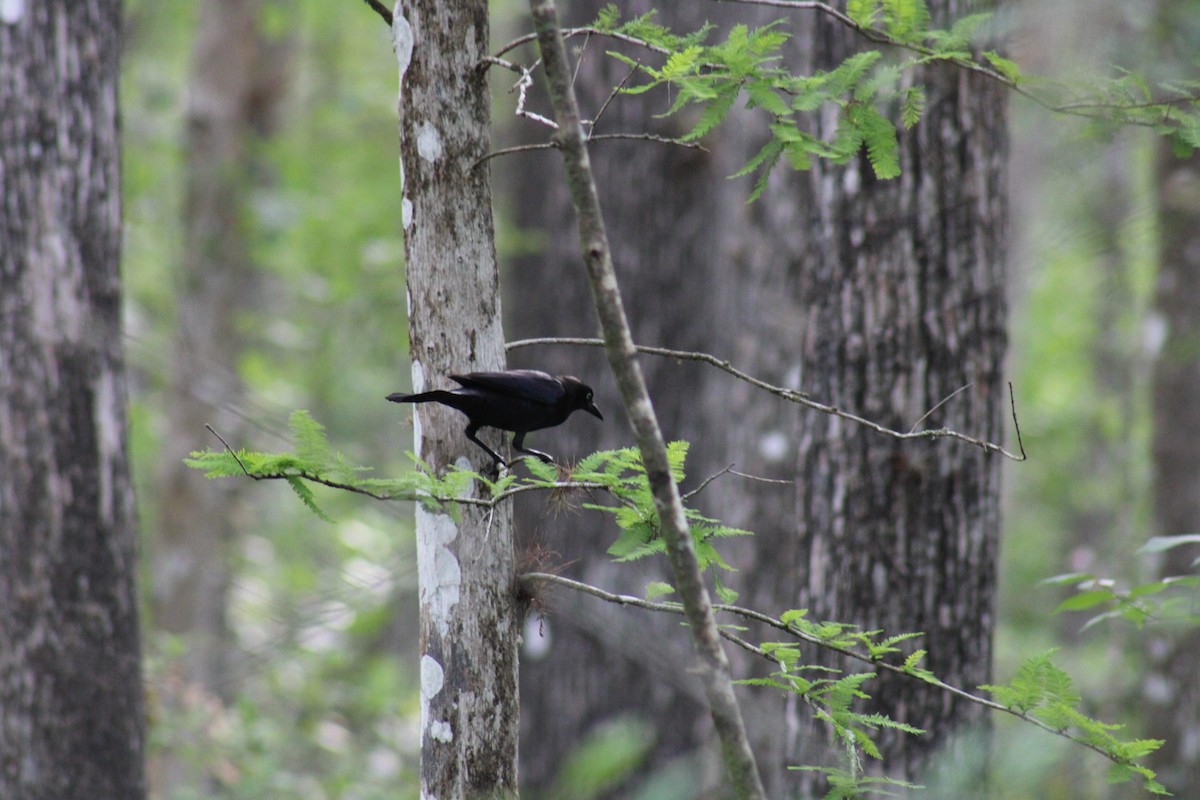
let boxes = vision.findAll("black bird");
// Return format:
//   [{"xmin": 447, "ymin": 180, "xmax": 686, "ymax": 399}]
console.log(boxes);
[{"xmin": 387, "ymin": 369, "xmax": 603, "ymax": 467}]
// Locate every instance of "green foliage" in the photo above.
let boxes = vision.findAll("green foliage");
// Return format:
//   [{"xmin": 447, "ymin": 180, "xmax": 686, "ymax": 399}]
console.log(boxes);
[
  {"xmin": 186, "ymin": 410, "xmax": 434, "ymax": 521},
  {"xmin": 590, "ymin": 5, "xmax": 1200, "ymax": 193},
  {"xmin": 981, "ymin": 652, "xmax": 1168, "ymax": 794},
  {"xmin": 550, "ymin": 716, "xmax": 656, "ymax": 800}
]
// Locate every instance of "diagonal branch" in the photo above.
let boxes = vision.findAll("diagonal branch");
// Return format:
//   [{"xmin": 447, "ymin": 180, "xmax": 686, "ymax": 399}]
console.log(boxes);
[
  {"xmin": 508, "ymin": 337, "xmax": 1027, "ymax": 460},
  {"xmin": 527, "ymin": 1, "xmax": 767, "ymax": 797},
  {"xmin": 519, "ymin": 571, "xmax": 1142, "ymax": 769},
  {"xmin": 358, "ymin": 0, "xmax": 393, "ymax": 26}
]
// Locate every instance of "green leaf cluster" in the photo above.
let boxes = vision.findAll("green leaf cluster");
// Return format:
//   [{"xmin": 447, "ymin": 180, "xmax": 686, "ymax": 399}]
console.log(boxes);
[
  {"xmin": 592, "ymin": 3, "xmax": 992, "ymax": 193},
  {"xmin": 514, "ymin": 441, "xmax": 752, "ymax": 574},
  {"xmin": 185, "ymin": 410, "xmax": 435, "ymax": 521},
  {"xmin": 1041, "ymin": 535, "xmax": 1200, "ymax": 630},
  {"xmin": 592, "ymin": 4, "xmax": 1200, "ymax": 192},
  {"xmin": 981, "ymin": 652, "xmax": 1168, "ymax": 794}
]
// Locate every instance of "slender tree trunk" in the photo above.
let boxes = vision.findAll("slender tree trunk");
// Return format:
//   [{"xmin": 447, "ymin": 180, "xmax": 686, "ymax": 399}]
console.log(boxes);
[
  {"xmin": 1146, "ymin": 142, "xmax": 1200, "ymax": 796},
  {"xmin": 501, "ymin": 1, "xmax": 753, "ymax": 792},
  {"xmin": 0, "ymin": 1, "xmax": 146, "ymax": 797},
  {"xmin": 394, "ymin": 2, "xmax": 519, "ymax": 796},
  {"xmin": 147, "ymin": 0, "xmax": 285, "ymax": 792}
]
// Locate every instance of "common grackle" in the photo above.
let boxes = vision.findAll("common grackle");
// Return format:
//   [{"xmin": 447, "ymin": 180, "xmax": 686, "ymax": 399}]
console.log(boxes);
[{"xmin": 387, "ymin": 369, "xmax": 603, "ymax": 467}]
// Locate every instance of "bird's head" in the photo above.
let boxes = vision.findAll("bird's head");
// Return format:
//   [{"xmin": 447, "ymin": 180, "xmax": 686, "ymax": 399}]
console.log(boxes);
[{"xmin": 560, "ymin": 376, "xmax": 603, "ymax": 421}]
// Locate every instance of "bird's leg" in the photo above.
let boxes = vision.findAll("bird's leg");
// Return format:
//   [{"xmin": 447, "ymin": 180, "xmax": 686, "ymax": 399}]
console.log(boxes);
[
  {"xmin": 511, "ymin": 432, "xmax": 554, "ymax": 463},
  {"xmin": 464, "ymin": 423, "xmax": 507, "ymax": 468}
]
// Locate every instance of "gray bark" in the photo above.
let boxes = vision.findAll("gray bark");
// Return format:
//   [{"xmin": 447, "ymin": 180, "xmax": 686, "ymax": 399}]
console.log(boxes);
[
  {"xmin": 0, "ymin": 1, "xmax": 146, "ymax": 797},
  {"xmin": 394, "ymin": 1, "xmax": 519, "ymax": 796},
  {"xmin": 767, "ymin": 7, "xmax": 1009, "ymax": 792}
]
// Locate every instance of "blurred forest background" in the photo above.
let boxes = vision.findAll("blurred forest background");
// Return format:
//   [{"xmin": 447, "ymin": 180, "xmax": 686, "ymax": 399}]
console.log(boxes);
[{"xmin": 119, "ymin": 0, "xmax": 1199, "ymax": 797}]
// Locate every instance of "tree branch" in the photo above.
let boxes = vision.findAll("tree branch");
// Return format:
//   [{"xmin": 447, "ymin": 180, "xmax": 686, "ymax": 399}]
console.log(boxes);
[
  {"xmin": 358, "ymin": 0, "xmax": 393, "ymax": 26},
  {"xmin": 711, "ymin": 0, "xmax": 1200, "ymax": 123},
  {"xmin": 527, "ymin": 2, "xmax": 766, "ymax": 797},
  {"xmin": 520, "ymin": 571, "xmax": 1144, "ymax": 769},
  {"xmin": 508, "ymin": 337, "xmax": 1027, "ymax": 461}
]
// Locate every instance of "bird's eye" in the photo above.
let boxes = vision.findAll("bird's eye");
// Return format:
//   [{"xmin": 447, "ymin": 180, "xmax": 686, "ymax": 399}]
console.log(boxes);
[{"xmin": 586, "ymin": 392, "xmax": 592, "ymax": 401}]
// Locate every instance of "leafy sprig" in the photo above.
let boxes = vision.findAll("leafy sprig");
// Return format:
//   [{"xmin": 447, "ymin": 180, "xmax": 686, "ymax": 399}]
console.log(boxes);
[{"xmin": 585, "ymin": 3, "xmax": 1200, "ymax": 196}]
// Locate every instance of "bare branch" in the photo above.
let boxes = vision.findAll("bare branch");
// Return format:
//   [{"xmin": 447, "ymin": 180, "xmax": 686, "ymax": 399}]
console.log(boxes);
[
  {"xmin": 508, "ymin": 337, "xmax": 1027, "ymax": 461},
  {"xmin": 495, "ymin": 26, "xmax": 673, "ymax": 60},
  {"xmin": 909, "ymin": 383, "xmax": 973, "ymax": 433},
  {"xmin": 358, "ymin": 0, "xmax": 393, "ymax": 26}
]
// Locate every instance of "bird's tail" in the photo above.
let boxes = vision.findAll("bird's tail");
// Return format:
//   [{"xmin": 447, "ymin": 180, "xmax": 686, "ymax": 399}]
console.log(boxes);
[{"xmin": 386, "ymin": 390, "xmax": 452, "ymax": 404}]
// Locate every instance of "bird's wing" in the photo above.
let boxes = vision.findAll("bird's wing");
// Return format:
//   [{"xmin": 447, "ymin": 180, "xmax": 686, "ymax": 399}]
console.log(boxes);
[{"xmin": 450, "ymin": 370, "xmax": 563, "ymax": 406}]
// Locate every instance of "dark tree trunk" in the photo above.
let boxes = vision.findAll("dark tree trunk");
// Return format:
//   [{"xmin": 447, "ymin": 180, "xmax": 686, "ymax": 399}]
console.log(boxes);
[
  {"xmin": 501, "ymin": 1, "xmax": 751, "ymax": 793},
  {"xmin": 394, "ymin": 2, "xmax": 520, "ymax": 797},
  {"xmin": 765, "ymin": 7, "xmax": 1009, "ymax": 792},
  {"xmin": 0, "ymin": 1, "xmax": 146, "ymax": 797}
]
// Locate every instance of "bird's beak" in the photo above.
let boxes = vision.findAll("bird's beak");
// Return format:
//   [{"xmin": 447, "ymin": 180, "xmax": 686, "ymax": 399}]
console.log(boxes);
[{"xmin": 585, "ymin": 401, "xmax": 603, "ymax": 421}]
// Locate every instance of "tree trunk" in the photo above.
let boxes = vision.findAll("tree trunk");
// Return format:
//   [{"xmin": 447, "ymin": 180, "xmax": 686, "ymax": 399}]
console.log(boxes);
[
  {"xmin": 1146, "ymin": 143, "xmax": 1200, "ymax": 796},
  {"xmin": 767, "ymin": 6, "xmax": 1008, "ymax": 792},
  {"xmin": 394, "ymin": 2, "xmax": 519, "ymax": 796},
  {"xmin": 501, "ymin": 1, "xmax": 752, "ymax": 793},
  {"xmin": 147, "ymin": 0, "xmax": 285, "ymax": 792},
  {"xmin": 0, "ymin": 1, "xmax": 146, "ymax": 797}
]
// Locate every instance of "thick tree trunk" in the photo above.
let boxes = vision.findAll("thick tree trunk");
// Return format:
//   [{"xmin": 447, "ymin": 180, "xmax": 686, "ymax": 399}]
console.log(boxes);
[
  {"xmin": 394, "ymin": 2, "xmax": 519, "ymax": 796},
  {"xmin": 766, "ymin": 7, "xmax": 1008, "ymax": 791},
  {"xmin": 0, "ymin": 1, "xmax": 146, "ymax": 797}
]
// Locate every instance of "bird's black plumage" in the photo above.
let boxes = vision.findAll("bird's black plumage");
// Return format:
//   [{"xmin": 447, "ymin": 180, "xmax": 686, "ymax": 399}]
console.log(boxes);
[{"xmin": 387, "ymin": 369, "xmax": 603, "ymax": 467}]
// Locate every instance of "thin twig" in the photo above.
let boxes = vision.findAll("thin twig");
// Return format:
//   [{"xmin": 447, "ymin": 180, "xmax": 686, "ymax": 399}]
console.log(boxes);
[
  {"xmin": 495, "ymin": 26, "xmax": 674, "ymax": 59},
  {"xmin": 729, "ymin": 469, "xmax": 792, "ymax": 486},
  {"xmin": 519, "ymin": 571, "xmax": 1135, "ymax": 766},
  {"xmin": 587, "ymin": 60, "xmax": 642, "ymax": 135},
  {"xmin": 909, "ymin": 383, "xmax": 972, "ymax": 433},
  {"xmin": 682, "ymin": 464, "xmax": 736, "ymax": 501},
  {"xmin": 206, "ymin": 424, "xmax": 251, "ymax": 476},
  {"xmin": 359, "ymin": 0, "xmax": 393, "ymax": 26},
  {"xmin": 475, "ymin": 132, "xmax": 705, "ymax": 169},
  {"xmin": 507, "ymin": 337, "xmax": 1027, "ymax": 461}
]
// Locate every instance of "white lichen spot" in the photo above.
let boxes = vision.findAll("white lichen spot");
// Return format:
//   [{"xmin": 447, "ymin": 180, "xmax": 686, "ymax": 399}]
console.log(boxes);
[
  {"xmin": 417, "ymin": 121, "xmax": 444, "ymax": 163},
  {"xmin": 410, "ymin": 359, "xmax": 426, "ymax": 394},
  {"xmin": 402, "ymin": 197, "xmax": 413, "ymax": 230},
  {"xmin": 393, "ymin": 13, "xmax": 414, "ymax": 82},
  {"xmin": 453, "ymin": 455, "xmax": 474, "ymax": 478},
  {"xmin": 0, "ymin": 0, "xmax": 25, "ymax": 24},
  {"xmin": 429, "ymin": 720, "xmax": 453, "ymax": 743},
  {"xmin": 420, "ymin": 655, "xmax": 444, "ymax": 705},
  {"xmin": 420, "ymin": 656, "xmax": 454, "ymax": 744},
  {"xmin": 416, "ymin": 504, "xmax": 460, "ymax": 639}
]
